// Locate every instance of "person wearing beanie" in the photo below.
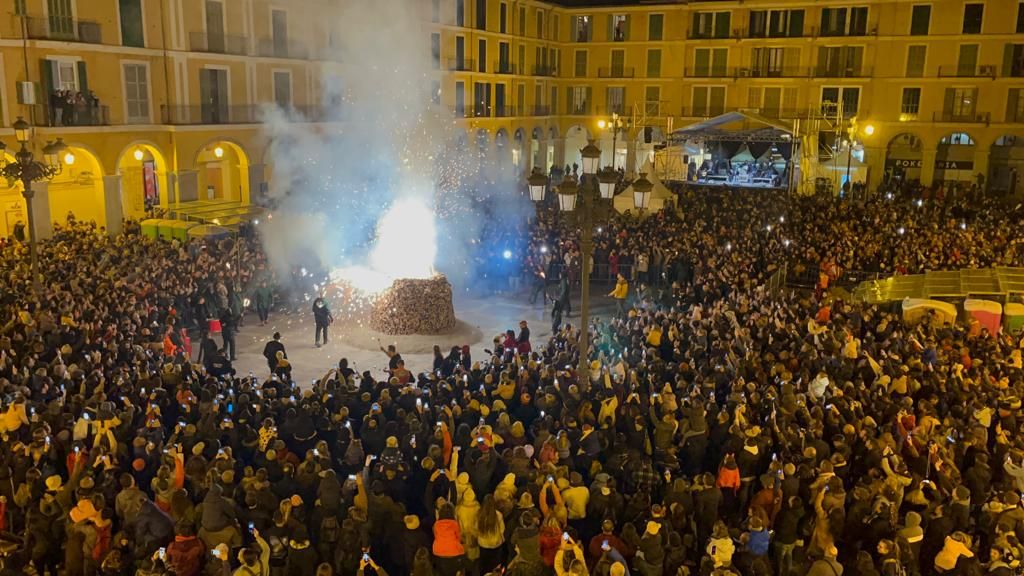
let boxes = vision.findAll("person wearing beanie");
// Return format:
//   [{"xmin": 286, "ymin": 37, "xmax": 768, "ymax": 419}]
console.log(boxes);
[
  {"xmin": 285, "ymin": 525, "xmax": 318, "ymax": 576},
  {"xmin": 808, "ymin": 546, "xmax": 843, "ymax": 576},
  {"xmin": 198, "ymin": 484, "xmax": 241, "ymax": 550},
  {"xmin": 634, "ymin": 520, "xmax": 665, "ymax": 576},
  {"xmin": 456, "ymin": 487, "xmax": 481, "ymax": 562},
  {"xmin": 395, "ymin": 515, "xmax": 432, "ymax": 576}
]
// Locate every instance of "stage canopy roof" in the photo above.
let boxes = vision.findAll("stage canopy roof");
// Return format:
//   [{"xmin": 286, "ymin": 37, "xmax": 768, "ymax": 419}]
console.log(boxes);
[{"xmin": 670, "ymin": 110, "xmax": 794, "ymax": 143}]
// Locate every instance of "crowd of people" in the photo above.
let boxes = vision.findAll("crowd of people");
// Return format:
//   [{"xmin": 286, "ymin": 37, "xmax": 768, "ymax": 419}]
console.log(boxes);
[{"xmin": 0, "ymin": 187, "xmax": 1023, "ymax": 576}]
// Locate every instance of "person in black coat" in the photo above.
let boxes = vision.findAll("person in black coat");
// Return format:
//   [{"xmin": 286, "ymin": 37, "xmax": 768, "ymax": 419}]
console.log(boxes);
[
  {"xmin": 312, "ymin": 298, "xmax": 333, "ymax": 347},
  {"xmin": 390, "ymin": 515, "xmax": 433, "ymax": 575},
  {"xmin": 262, "ymin": 332, "xmax": 287, "ymax": 373}
]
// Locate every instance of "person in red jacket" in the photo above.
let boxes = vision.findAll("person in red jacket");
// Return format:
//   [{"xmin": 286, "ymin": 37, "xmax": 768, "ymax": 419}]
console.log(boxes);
[
  {"xmin": 431, "ymin": 502, "xmax": 465, "ymax": 576},
  {"xmin": 167, "ymin": 523, "xmax": 205, "ymax": 576},
  {"xmin": 718, "ymin": 453, "xmax": 742, "ymax": 521}
]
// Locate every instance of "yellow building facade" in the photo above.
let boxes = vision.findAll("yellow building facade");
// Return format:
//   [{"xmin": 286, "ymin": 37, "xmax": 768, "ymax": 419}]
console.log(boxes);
[{"xmin": 1, "ymin": 0, "xmax": 1023, "ymax": 239}]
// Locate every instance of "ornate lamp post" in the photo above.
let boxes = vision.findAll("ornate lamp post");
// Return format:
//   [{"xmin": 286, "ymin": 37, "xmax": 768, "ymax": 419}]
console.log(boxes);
[
  {"xmin": 597, "ymin": 112, "xmax": 627, "ymax": 171},
  {"xmin": 526, "ymin": 140, "xmax": 645, "ymax": 380},
  {"xmin": 0, "ymin": 117, "xmax": 68, "ymax": 292}
]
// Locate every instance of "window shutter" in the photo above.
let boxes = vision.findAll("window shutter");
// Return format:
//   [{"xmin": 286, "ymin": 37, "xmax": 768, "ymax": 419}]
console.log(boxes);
[
  {"xmin": 784, "ymin": 48, "xmax": 799, "ymax": 69},
  {"xmin": 1003, "ymin": 44, "xmax": 1015, "ymax": 77},
  {"xmin": 77, "ymin": 61, "xmax": 89, "ymax": 95},
  {"xmin": 40, "ymin": 59, "xmax": 55, "ymax": 123},
  {"xmin": 1007, "ymin": 88, "xmax": 1020, "ymax": 121},
  {"xmin": 748, "ymin": 87, "xmax": 762, "ymax": 108},
  {"xmin": 692, "ymin": 13, "xmax": 700, "ymax": 36},
  {"xmin": 695, "ymin": 49, "xmax": 709, "ymax": 76},
  {"xmin": 715, "ymin": 12, "xmax": 730, "ymax": 38},
  {"xmin": 943, "ymin": 88, "xmax": 955, "ymax": 113},
  {"xmin": 790, "ymin": 10, "xmax": 804, "ymax": 36},
  {"xmin": 693, "ymin": 87, "xmax": 708, "ymax": 114}
]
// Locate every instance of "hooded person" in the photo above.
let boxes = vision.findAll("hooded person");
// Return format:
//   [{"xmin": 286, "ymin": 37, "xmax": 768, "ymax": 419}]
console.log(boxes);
[
  {"xmin": 166, "ymin": 523, "xmax": 205, "ymax": 576},
  {"xmin": 284, "ymin": 525, "xmax": 318, "ymax": 576},
  {"xmin": 935, "ymin": 532, "xmax": 975, "ymax": 574},
  {"xmin": 495, "ymin": 472, "xmax": 518, "ymax": 505},
  {"xmin": 198, "ymin": 483, "xmax": 241, "ymax": 550},
  {"xmin": 707, "ymin": 522, "xmax": 735, "ymax": 568},
  {"xmin": 456, "ymin": 487, "xmax": 482, "ymax": 561},
  {"xmin": 131, "ymin": 499, "xmax": 175, "ymax": 560}
]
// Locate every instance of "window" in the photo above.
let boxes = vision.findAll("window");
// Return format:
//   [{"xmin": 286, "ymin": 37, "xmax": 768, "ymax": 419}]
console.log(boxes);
[
  {"xmin": 456, "ymin": 0, "xmax": 465, "ymax": 27},
  {"xmin": 570, "ymin": 86, "xmax": 590, "ymax": 114},
  {"xmin": 431, "ymin": 79, "xmax": 441, "ymax": 105},
  {"xmin": 1018, "ymin": 3, "xmax": 1024, "ymax": 33},
  {"xmin": 816, "ymin": 46, "xmax": 864, "ymax": 77},
  {"xmin": 610, "ymin": 49, "xmax": 625, "ymax": 76},
  {"xmin": 498, "ymin": 41, "xmax": 510, "ymax": 72},
  {"xmin": 432, "ymin": 0, "xmax": 440, "ymax": 23},
  {"xmin": 474, "ymin": 82, "xmax": 490, "ymax": 116},
  {"xmin": 647, "ymin": 49, "xmax": 662, "ymax": 78},
  {"xmin": 49, "ymin": 0, "xmax": 74, "ymax": 37},
  {"xmin": 957, "ymin": 44, "xmax": 978, "ymax": 76},
  {"xmin": 574, "ymin": 50, "xmax": 588, "ymax": 77},
  {"xmin": 820, "ymin": 8, "xmax": 847, "ymax": 35},
  {"xmin": 273, "ymin": 71, "xmax": 291, "ymax": 109},
  {"xmin": 573, "ymin": 15, "xmax": 590, "ymax": 42},
  {"xmin": 749, "ymin": 11, "xmax": 768, "ymax": 37},
  {"xmin": 821, "ymin": 86, "xmax": 860, "ymax": 117},
  {"xmin": 54, "ymin": 60, "xmax": 78, "ymax": 91},
  {"xmin": 607, "ymin": 87, "xmax": 625, "ymax": 114},
  {"xmin": 499, "ymin": 2, "xmax": 507, "ymax": 33},
  {"xmin": 431, "ymin": 33, "xmax": 441, "ymax": 70},
  {"xmin": 906, "ymin": 45, "xmax": 926, "ymax": 77},
  {"xmin": 124, "ymin": 63, "xmax": 149, "ymax": 123},
  {"xmin": 944, "ymin": 87, "xmax": 977, "ymax": 118},
  {"xmin": 963, "ymin": 3, "xmax": 983, "ymax": 33},
  {"xmin": 692, "ymin": 86, "xmax": 726, "ymax": 116},
  {"xmin": 537, "ymin": 11, "xmax": 544, "ymax": 39},
  {"xmin": 119, "ymin": 0, "xmax": 145, "ymax": 47},
  {"xmin": 15, "ymin": 0, "xmax": 25, "ymax": 15},
  {"xmin": 752, "ymin": 47, "xmax": 786, "ymax": 76},
  {"xmin": 901, "ymin": 87, "xmax": 921, "ymax": 118},
  {"xmin": 610, "ymin": 14, "xmax": 629, "ymax": 41},
  {"xmin": 1006, "ymin": 44, "xmax": 1024, "ymax": 77},
  {"xmin": 645, "ymin": 86, "xmax": 661, "ymax": 115},
  {"xmin": 478, "ymin": 39, "xmax": 487, "ymax": 72},
  {"xmin": 1007, "ymin": 88, "xmax": 1024, "ymax": 122},
  {"xmin": 519, "ymin": 6, "xmax": 525, "ymax": 35},
  {"xmin": 552, "ymin": 14, "xmax": 559, "ymax": 41},
  {"xmin": 771, "ymin": 9, "xmax": 804, "ymax": 37},
  {"xmin": 848, "ymin": 7, "xmax": 868, "ymax": 35},
  {"xmin": 694, "ymin": 48, "xmax": 728, "ymax": 77},
  {"xmin": 692, "ymin": 11, "xmax": 730, "ymax": 38},
  {"xmin": 910, "ymin": 5, "xmax": 930, "ymax": 35},
  {"xmin": 455, "ymin": 36, "xmax": 465, "ymax": 69},
  {"xmin": 648, "ymin": 14, "xmax": 664, "ymax": 41},
  {"xmin": 551, "ymin": 86, "xmax": 558, "ymax": 115},
  {"xmin": 455, "ymin": 81, "xmax": 465, "ymax": 115},
  {"xmin": 476, "ymin": 0, "xmax": 486, "ymax": 30}
]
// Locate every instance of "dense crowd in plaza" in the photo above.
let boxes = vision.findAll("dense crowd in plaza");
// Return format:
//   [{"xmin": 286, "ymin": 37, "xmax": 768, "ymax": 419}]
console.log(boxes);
[{"xmin": 0, "ymin": 185, "xmax": 1023, "ymax": 576}]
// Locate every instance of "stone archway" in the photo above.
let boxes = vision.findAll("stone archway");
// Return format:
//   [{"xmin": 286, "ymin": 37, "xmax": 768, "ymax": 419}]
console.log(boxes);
[
  {"xmin": 990, "ymin": 134, "xmax": 1024, "ymax": 196},
  {"xmin": 116, "ymin": 141, "xmax": 168, "ymax": 217},
  {"xmin": 885, "ymin": 132, "xmax": 924, "ymax": 183},
  {"xmin": 936, "ymin": 131, "xmax": 976, "ymax": 183},
  {"xmin": 193, "ymin": 140, "xmax": 251, "ymax": 204}
]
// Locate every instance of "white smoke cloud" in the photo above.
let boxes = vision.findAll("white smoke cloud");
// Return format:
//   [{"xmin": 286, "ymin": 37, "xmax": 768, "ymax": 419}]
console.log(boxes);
[{"xmin": 258, "ymin": 0, "xmax": 531, "ymax": 293}]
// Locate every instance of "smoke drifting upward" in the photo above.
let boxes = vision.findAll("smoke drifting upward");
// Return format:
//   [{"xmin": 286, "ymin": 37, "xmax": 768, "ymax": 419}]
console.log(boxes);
[{"xmin": 259, "ymin": 0, "xmax": 532, "ymax": 296}]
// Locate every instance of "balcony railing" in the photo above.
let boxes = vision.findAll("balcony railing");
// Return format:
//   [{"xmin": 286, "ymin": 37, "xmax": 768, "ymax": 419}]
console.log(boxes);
[
  {"xmin": 681, "ymin": 106, "xmax": 730, "ymax": 118},
  {"xmin": 813, "ymin": 25, "xmax": 875, "ymax": 38},
  {"xmin": 257, "ymin": 38, "xmax": 308, "ymax": 59},
  {"xmin": 937, "ymin": 64, "xmax": 997, "ymax": 78},
  {"xmin": 189, "ymin": 31, "xmax": 249, "ymax": 55},
  {"xmin": 813, "ymin": 66, "xmax": 872, "ymax": 78},
  {"xmin": 685, "ymin": 67, "xmax": 735, "ymax": 78},
  {"xmin": 450, "ymin": 106, "xmax": 470, "ymax": 119},
  {"xmin": 596, "ymin": 105, "xmax": 627, "ymax": 117},
  {"xmin": 531, "ymin": 105, "xmax": 551, "ymax": 116},
  {"xmin": 494, "ymin": 61, "xmax": 519, "ymax": 75},
  {"xmin": 531, "ymin": 65, "xmax": 558, "ymax": 77},
  {"xmin": 37, "ymin": 103, "xmax": 110, "ymax": 127},
  {"xmin": 933, "ymin": 111, "xmax": 990, "ymax": 124},
  {"xmin": 688, "ymin": 30, "xmax": 731, "ymax": 39},
  {"xmin": 568, "ymin": 103, "xmax": 592, "ymax": 116},
  {"xmin": 161, "ymin": 105, "xmax": 337, "ymax": 125},
  {"xmin": 448, "ymin": 59, "xmax": 475, "ymax": 72},
  {"xmin": 742, "ymin": 67, "xmax": 808, "ymax": 78},
  {"xmin": 494, "ymin": 106, "xmax": 518, "ymax": 118},
  {"xmin": 598, "ymin": 67, "xmax": 635, "ymax": 79},
  {"xmin": 25, "ymin": 16, "xmax": 101, "ymax": 43}
]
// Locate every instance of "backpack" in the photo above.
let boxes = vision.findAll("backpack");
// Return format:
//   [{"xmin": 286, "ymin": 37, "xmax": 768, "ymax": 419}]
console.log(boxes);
[{"xmin": 320, "ymin": 514, "xmax": 340, "ymax": 544}]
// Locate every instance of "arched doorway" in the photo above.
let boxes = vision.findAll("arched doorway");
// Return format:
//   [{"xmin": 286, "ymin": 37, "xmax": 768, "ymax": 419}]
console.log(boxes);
[
  {"xmin": 989, "ymin": 135, "xmax": 1024, "ymax": 196},
  {"xmin": 117, "ymin": 142, "xmax": 167, "ymax": 218},
  {"xmin": 513, "ymin": 128, "xmax": 525, "ymax": 170},
  {"xmin": 565, "ymin": 125, "xmax": 591, "ymax": 174},
  {"xmin": 530, "ymin": 127, "xmax": 543, "ymax": 171},
  {"xmin": 195, "ymin": 140, "xmax": 250, "ymax": 204},
  {"xmin": 495, "ymin": 129, "xmax": 509, "ymax": 168},
  {"xmin": 936, "ymin": 132, "xmax": 976, "ymax": 184},
  {"xmin": 885, "ymin": 133, "xmax": 923, "ymax": 184},
  {"xmin": 49, "ymin": 145, "xmax": 105, "ymax": 228}
]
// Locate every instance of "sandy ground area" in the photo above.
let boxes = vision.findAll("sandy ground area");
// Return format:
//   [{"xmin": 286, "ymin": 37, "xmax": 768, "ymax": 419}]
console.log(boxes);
[{"xmin": 224, "ymin": 289, "xmax": 617, "ymax": 385}]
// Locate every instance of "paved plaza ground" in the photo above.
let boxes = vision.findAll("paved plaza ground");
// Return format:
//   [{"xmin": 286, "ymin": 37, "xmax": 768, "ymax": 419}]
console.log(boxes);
[{"xmin": 226, "ymin": 288, "xmax": 616, "ymax": 385}]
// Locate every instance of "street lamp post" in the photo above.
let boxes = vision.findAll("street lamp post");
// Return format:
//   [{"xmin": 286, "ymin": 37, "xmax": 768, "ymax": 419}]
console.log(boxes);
[
  {"xmin": 0, "ymin": 117, "xmax": 68, "ymax": 292},
  {"xmin": 526, "ymin": 140, "xmax": 637, "ymax": 381},
  {"xmin": 598, "ymin": 113, "xmax": 626, "ymax": 171}
]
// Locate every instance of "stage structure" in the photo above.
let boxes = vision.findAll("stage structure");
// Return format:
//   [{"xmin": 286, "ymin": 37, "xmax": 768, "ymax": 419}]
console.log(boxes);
[{"xmin": 669, "ymin": 111, "xmax": 797, "ymax": 193}]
